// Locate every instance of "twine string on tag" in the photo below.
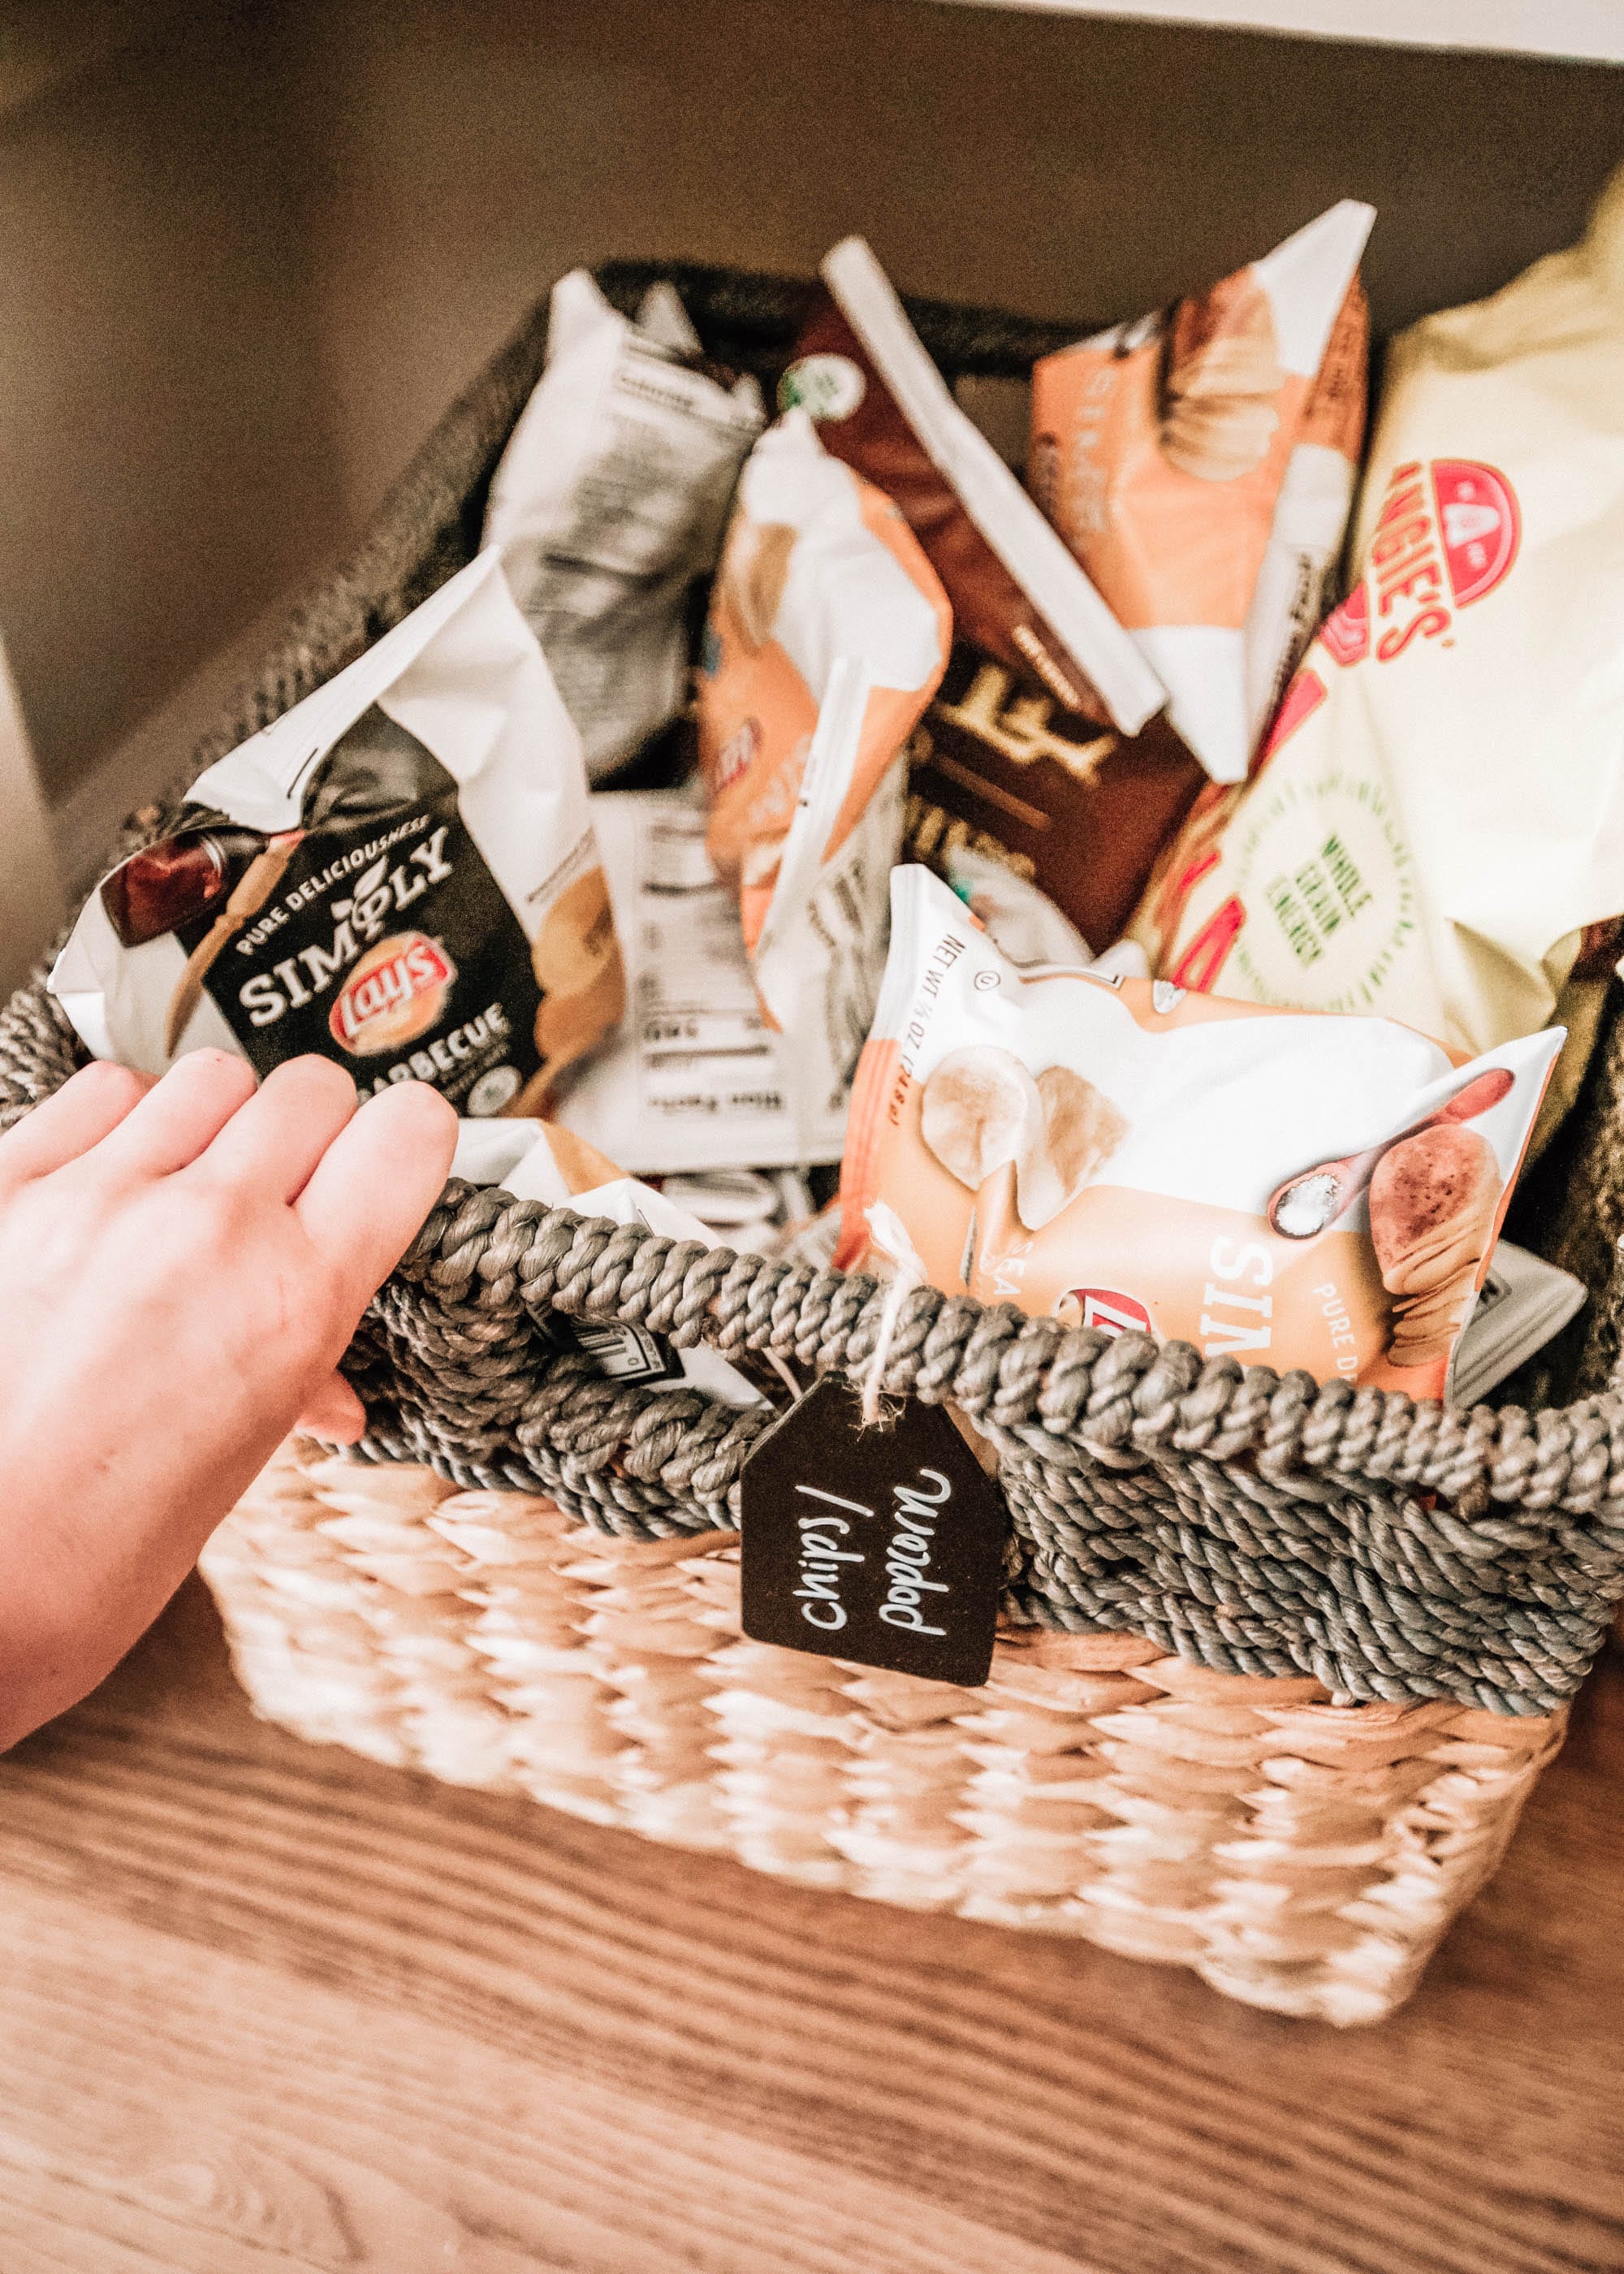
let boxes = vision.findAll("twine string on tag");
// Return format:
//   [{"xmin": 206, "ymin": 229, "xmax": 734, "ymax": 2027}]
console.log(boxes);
[{"xmin": 861, "ymin": 1201, "xmax": 929, "ymax": 1427}]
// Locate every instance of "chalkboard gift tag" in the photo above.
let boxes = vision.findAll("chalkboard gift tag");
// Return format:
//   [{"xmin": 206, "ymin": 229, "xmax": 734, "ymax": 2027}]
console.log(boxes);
[{"xmin": 738, "ymin": 1374, "xmax": 1009, "ymax": 1688}]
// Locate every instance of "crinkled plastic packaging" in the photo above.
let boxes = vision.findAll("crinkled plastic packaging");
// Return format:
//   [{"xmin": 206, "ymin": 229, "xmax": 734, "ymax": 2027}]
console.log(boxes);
[
  {"xmin": 1031, "ymin": 201, "xmax": 1372, "ymax": 785},
  {"xmin": 450, "ymin": 1117, "xmax": 762, "ymax": 1406},
  {"xmin": 838, "ymin": 866, "xmax": 1559, "ymax": 1401},
  {"xmin": 52, "ymin": 551, "xmax": 624, "ymax": 1116},
  {"xmin": 551, "ymin": 789, "xmax": 849, "ymax": 1172},
  {"xmin": 1134, "ymin": 168, "xmax": 1624, "ymax": 1144},
  {"xmin": 781, "ymin": 237, "xmax": 1202, "ymax": 953},
  {"xmin": 485, "ymin": 270, "xmax": 763, "ymax": 783},
  {"xmin": 698, "ymin": 409, "xmax": 950, "ymax": 1144}
]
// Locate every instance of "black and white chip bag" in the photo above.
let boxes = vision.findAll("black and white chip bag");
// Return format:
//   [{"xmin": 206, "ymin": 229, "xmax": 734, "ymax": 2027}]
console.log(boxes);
[{"xmin": 50, "ymin": 551, "xmax": 624, "ymax": 1116}]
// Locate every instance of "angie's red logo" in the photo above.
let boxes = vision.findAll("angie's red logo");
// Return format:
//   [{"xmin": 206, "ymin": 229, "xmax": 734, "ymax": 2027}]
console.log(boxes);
[
  {"xmin": 1258, "ymin": 666, "xmax": 1328, "ymax": 761},
  {"xmin": 1432, "ymin": 460, "xmax": 1520, "ymax": 606},
  {"xmin": 329, "ymin": 932, "xmax": 456, "ymax": 1057},
  {"xmin": 1366, "ymin": 457, "xmax": 1519, "ymax": 664}
]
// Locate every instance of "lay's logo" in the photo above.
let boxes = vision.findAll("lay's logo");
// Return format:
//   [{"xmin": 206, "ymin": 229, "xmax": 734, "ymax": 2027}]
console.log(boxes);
[
  {"xmin": 1056, "ymin": 1286, "xmax": 1155, "ymax": 1338},
  {"xmin": 329, "ymin": 932, "xmax": 456, "ymax": 1057}
]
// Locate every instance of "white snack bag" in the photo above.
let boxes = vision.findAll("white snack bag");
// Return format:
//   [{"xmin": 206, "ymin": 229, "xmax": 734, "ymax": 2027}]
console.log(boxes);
[
  {"xmin": 942, "ymin": 845, "xmax": 1093, "ymax": 971},
  {"xmin": 450, "ymin": 1118, "xmax": 762, "ymax": 1406},
  {"xmin": 485, "ymin": 270, "xmax": 764, "ymax": 783},
  {"xmin": 841, "ymin": 865, "xmax": 1560, "ymax": 1405},
  {"xmin": 51, "ymin": 551, "xmax": 623, "ymax": 1113},
  {"xmin": 554, "ymin": 788, "xmax": 849, "ymax": 1172},
  {"xmin": 747, "ymin": 657, "xmax": 909, "ymax": 1154},
  {"xmin": 698, "ymin": 410, "xmax": 951, "ymax": 1152}
]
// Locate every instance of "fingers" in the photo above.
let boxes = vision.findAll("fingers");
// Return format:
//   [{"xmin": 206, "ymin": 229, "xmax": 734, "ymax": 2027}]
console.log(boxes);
[
  {"xmin": 195, "ymin": 1055, "xmax": 358, "ymax": 1203},
  {"xmin": 296, "ymin": 1079, "xmax": 459, "ymax": 1308},
  {"xmin": 295, "ymin": 1369, "xmax": 367, "ymax": 1445},
  {"xmin": 93, "ymin": 1048, "xmax": 257, "ymax": 1179},
  {"xmin": 0, "ymin": 1061, "xmax": 154, "ymax": 1185}
]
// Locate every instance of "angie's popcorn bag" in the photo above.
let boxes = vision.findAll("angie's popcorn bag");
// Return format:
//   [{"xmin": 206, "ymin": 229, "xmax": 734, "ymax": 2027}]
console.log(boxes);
[
  {"xmin": 698, "ymin": 409, "xmax": 951, "ymax": 1139},
  {"xmin": 1032, "ymin": 203, "xmax": 1372, "ymax": 785},
  {"xmin": 1137, "ymin": 170, "xmax": 1624, "ymax": 1130},
  {"xmin": 838, "ymin": 867, "xmax": 1557, "ymax": 1399}
]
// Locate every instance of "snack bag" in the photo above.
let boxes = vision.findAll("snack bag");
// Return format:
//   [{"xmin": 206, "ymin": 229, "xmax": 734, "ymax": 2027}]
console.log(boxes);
[
  {"xmin": 1243, "ymin": 276, "xmax": 1369, "ymax": 746},
  {"xmin": 941, "ymin": 844, "xmax": 1093, "ymax": 971},
  {"xmin": 52, "ymin": 551, "xmax": 624, "ymax": 1115},
  {"xmin": 1136, "ymin": 168, "xmax": 1624, "ymax": 1110},
  {"xmin": 485, "ymin": 270, "xmax": 764, "ymax": 783},
  {"xmin": 838, "ymin": 867, "xmax": 1559, "ymax": 1400},
  {"xmin": 450, "ymin": 1117, "xmax": 763, "ymax": 1406},
  {"xmin": 1031, "ymin": 201, "xmax": 1373, "ymax": 785},
  {"xmin": 698, "ymin": 409, "xmax": 951, "ymax": 1141},
  {"xmin": 552, "ymin": 789, "xmax": 852, "ymax": 1172},
  {"xmin": 782, "ymin": 238, "xmax": 1203, "ymax": 953}
]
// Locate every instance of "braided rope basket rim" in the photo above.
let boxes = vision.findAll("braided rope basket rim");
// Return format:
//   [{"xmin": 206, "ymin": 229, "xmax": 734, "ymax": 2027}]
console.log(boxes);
[{"xmin": 5, "ymin": 259, "xmax": 1623, "ymax": 1721}]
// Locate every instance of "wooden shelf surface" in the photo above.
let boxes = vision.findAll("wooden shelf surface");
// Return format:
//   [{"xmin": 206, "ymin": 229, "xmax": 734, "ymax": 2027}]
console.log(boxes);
[{"xmin": 2, "ymin": 1578, "xmax": 1622, "ymax": 2272}]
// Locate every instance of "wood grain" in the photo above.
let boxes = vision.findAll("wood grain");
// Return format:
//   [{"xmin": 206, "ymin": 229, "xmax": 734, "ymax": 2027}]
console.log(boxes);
[{"xmin": 2, "ymin": 1579, "xmax": 1622, "ymax": 2274}]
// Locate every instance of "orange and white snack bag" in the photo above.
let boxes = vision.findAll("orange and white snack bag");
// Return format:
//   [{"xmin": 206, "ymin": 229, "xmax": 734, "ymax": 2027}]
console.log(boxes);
[
  {"xmin": 700, "ymin": 409, "xmax": 949, "ymax": 943},
  {"xmin": 838, "ymin": 867, "xmax": 1558, "ymax": 1400},
  {"xmin": 1031, "ymin": 201, "xmax": 1373, "ymax": 785},
  {"xmin": 698, "ymin": 409, "xmax": 950, "ymax": 1138},
  {"xmin": 1243, "ymin": 275, "xmax": 1369, "ymax": 746},
  {"xmin": 1135, "ymin": 166, "xmax": 1624, "ymax": 1116}
]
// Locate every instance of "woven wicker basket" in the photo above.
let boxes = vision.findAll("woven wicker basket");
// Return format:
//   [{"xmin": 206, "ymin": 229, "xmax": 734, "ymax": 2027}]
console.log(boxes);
[{"xmin": 6, "ymin": 262, "xmax": 1624, "ymax": 2024}]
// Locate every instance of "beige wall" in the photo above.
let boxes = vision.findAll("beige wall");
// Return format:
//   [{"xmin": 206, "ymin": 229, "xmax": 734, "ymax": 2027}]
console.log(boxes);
[
  {"xmin": 0, "ymin": 2, "xmax": 343, "ymax": 806},
  {"xmin": 291, "ymin": 0, "xmax": 1624, "ymax": 526},
  {"xmin": 6, "ymin": 0, "xmax": 1624, "ymax": 825}
]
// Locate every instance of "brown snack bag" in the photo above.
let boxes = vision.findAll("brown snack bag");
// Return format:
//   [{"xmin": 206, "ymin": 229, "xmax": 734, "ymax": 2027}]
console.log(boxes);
[
  {"xmin": 781, "ymin": 239, "xmax": 1203, "ymax": 952},
  {"xmin": 905, "ymin": 645, "xmax": 1205, "ymax": 953}
]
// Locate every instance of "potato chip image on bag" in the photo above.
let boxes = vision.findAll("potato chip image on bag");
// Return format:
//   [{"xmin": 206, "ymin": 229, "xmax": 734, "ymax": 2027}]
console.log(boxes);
[
  {"xmin": 1032, "ymin": 201, "xmax": 1373, "ymax": 785},
  {"xmin": 51, "ymin": 551, "xmax": 624, "ymax": 1116},
  {"xmin": 837, "ymin": 866, "xmax": 1559, "ymax": 1400}
]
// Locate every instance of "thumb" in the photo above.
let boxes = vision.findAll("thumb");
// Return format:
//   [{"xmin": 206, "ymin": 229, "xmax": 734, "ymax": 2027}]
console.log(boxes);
[{"xmin": 296, "ymin": 1368, "xmax": 368, "ymax": 1444}]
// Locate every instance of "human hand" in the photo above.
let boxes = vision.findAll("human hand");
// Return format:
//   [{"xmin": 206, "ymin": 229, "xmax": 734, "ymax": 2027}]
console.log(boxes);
[{"xmin": 0, "ymin": 1051, "xmax": 456, "ymax": 1749}]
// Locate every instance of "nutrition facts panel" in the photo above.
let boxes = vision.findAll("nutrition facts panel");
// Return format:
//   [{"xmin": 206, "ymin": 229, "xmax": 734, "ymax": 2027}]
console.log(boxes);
[
  {"xmin": 635, "ymin": 811, "xmax": 786, "ymax": 1131},
  {"xmin": 557, "ymin": 789, "xmax": 849, "ymax": 1171}
]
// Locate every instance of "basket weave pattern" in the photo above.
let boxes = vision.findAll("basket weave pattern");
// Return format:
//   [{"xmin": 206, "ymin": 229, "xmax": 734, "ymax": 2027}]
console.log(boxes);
[
  {"xmin": 204, "ymin": 1438, "xmax": 1564, "ymax": 2027},
  {"xmin": 6, "ymin": 262, "xmax": 1624, "ymax": 2017}
]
